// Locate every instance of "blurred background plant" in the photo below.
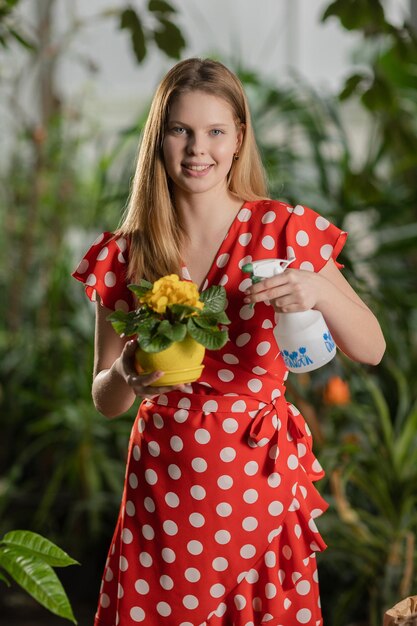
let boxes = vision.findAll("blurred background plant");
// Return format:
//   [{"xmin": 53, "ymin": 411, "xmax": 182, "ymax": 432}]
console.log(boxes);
[{"xmin": 1, "ymin": 0, "xmax": 417, "ymax": 624}]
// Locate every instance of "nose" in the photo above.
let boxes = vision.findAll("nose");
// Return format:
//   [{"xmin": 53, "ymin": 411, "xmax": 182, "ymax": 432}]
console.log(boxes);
[{"xmin": 186, "ymin": 131, "xmax": 206, "ymax": 155}]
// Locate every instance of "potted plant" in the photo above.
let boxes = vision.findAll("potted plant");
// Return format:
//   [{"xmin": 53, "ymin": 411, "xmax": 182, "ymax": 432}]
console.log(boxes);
[{"xmin": 108, "ymin": 274, "xmax": 230, "ymax": 385}]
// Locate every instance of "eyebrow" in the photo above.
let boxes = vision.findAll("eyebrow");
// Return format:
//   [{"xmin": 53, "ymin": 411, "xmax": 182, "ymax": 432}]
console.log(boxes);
[{"xmin": 167, "ymin": 121, "xmax": 230, "ymax": 128}]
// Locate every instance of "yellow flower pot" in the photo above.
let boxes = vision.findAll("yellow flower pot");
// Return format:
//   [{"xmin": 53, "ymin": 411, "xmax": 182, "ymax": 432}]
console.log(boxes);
[{"xmin": 135, "ymin": 335, "xmax": 205, "ymax": 386}]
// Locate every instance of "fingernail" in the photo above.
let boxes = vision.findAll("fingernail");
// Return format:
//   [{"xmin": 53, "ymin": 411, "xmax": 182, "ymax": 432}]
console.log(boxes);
[{"xmin": 243, "ymin": 297, "xmax": 250, "ymax": 303}]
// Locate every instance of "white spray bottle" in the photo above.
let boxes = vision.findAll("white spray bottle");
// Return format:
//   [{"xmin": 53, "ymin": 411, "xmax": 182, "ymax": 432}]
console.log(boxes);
[{"xmin": 242, "ymin": 258, "xmax": 336, "ymax": 373}]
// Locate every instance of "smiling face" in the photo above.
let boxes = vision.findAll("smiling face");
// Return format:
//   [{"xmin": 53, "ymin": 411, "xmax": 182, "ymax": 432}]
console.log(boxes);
[{"xmin": 162, "ymin": 90, "xmax": 243, "ymax": 200}]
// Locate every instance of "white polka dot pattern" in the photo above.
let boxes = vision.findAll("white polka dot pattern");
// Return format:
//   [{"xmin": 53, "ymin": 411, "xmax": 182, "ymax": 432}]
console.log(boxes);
[
  {"xmin": 87, "ymin": 200, "xmax": 345, "ymax": 626},
  {"xmin": 72, "ymin": 232, "xmax": 133, "ymax": 310}
]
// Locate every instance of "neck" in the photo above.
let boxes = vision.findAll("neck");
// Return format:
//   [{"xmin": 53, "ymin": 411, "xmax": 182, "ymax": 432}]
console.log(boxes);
[{"xmin": 174, "ymin": 186, "xmax": 243, "ymax": 240}]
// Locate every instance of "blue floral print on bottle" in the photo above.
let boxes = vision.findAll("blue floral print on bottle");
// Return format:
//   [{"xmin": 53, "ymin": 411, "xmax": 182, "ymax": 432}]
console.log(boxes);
[
  {"xmin": 282, "ymin": 348, "xmax": 314, "ymax": 369},
  {"xmin": 323, "ymin": 331, "xmax": 335, "ymax": 353}
]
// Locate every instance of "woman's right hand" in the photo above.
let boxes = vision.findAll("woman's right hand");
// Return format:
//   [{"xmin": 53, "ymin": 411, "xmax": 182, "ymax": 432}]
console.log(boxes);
[{"xmin": 116, "ymin": 340, "xmax": 186, "ymax": 397}]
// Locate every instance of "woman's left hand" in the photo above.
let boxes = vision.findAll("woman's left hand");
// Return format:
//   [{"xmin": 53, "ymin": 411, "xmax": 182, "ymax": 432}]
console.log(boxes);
[{"xmin": 244, "ymin": 268, "xmax": 323, "ymax": 313}]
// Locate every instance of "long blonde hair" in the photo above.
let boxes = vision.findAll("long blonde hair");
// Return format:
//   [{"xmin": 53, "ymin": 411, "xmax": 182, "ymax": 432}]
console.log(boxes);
[{"xmin": 118, "ymin": 57, "xmax": 268, "ymax": 282}]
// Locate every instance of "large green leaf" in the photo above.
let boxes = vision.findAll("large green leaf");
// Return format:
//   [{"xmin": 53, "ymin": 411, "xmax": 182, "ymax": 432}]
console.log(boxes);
[
  {"xmin": 321, "ymin": 0, "xmax": 386, "ymax": 33},
  {"xmin": 199, "ymin": 285, "xmax": 227, "ymax": 314},
  {"xmin": 187, "ymin": 319, "xmax": 228, "ymax": 350},
  {"xmin": 157, "ymin": 319, "xmax": 186, "ymax": 342},
  {"xmin": 153, "ymin": 17, "xmax": 185, "ymax": 59},
  {"xmin": 120, "ymin": 8, "xmax": 147, "ymax": 63},
  {"xmin": 199, "ymin": 310, "xmax": 231, "ymax": 325},
  {"xmin": 138, "ymin": 333, "xmax": 173, "ymax": 353},
  {"xmin": 128, "ymin": 282, "xmax": 152, "ymax": 298},
  {"xmin": 1, "ymin": 531, "xmax": 79, "ymax": 567},
  {"xmin": 0, "ymin": 548, "xmax": 77, "ymax": 623},
  {"xmin": 148, "ymin": 0, "xmax": 176, "ymax": 14}
]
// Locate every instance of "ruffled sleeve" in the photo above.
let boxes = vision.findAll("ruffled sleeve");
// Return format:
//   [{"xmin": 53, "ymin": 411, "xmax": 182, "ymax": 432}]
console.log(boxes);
[
  {"xmin": 72, "ymin": 232, "xmax": 134, "ymax": 312},
  {"xmin": 283, "ymin": 204, "xmax": 347, "ymax": 272}
]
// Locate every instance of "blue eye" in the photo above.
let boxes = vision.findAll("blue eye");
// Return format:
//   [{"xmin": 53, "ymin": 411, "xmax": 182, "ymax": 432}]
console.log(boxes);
[
  {"xmin": 172, "ymin": 127, "xmax": 186, "ymax": 134},
  {"xmin": 210, "ymin": 129, "xmax": 223, "ymax": 136}
]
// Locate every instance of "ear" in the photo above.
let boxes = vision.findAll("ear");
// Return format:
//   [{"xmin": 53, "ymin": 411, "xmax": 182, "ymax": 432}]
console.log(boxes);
[{"xmin": 236, "ymin": 123, "xmax": 245, "ymax": 152}]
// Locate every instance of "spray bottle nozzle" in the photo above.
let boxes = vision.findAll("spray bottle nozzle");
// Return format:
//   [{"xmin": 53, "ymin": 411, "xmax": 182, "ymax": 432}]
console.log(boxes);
[{"xmin": 242, "ymin": 262, "xmax": 263, "ymax": 284}]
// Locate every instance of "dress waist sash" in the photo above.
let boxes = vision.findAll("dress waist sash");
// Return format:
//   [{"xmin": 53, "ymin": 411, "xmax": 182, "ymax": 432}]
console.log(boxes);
[{"xmin": 145, "ymin": 388, "xmax": 308, "ymax": 475}]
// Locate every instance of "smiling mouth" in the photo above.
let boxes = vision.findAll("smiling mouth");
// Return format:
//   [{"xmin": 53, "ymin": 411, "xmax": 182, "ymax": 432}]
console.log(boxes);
[{"xmin": 182, "ymin": 164, "xmax": 213, "ymax": 171}]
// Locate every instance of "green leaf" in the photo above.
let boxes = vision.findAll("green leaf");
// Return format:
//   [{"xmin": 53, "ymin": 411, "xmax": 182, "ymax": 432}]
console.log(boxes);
[
  {"xmin": 201, "ymin": 310, "xmax": 231, "ymax": 325},
  {"xmin": 339, "ymin": 73, "xmax": 366, "ymax": 101},
  {"xmin": 106, "ymin": 310, "xmax": 140, "ymax": 337},
  {"xmin": 321, "ymin": 0, "xmax": 386, "ymax": 33},
  {"xmin": 361, "ymin": 76, "xmax": 396, "ymax": 112},
  {"xmin": 128, "ymin": 282, "xmax": 152, "ymax": 298},
  {"xmin": 138, "ymin": 333, "xmax": 173, "ymax": 353},
  {"xmin": 199, "ymin": 285, "xmax": 227, "ymax": 314},
  {"xmin": 187, "ymin": 318, "xmax": 228, "ymax": 350},
  {"xmin": 148, "ymin": 0, "xmax": 176, "ymax": 14},
  {"xmin": 120, "ymin": 8, "xmax": 147, "ymax": 63},
  {"xmin": 0, "ymin": 570, "xmax": 10, "ymax": 585},
  {"xmin": 193, "ymin": 316, "xmax": 218, "ymax": 330},
  {"xmin": 9, "ymin": 28, "xmax": 36, "ymax": 50},
  {"xmin": 137, "ymin": 317, "xmax": 159, "ymax": 336},
  {"xmin": 153, "ymin": 17, "xmax": 185, "ymax": 59},
  {"xmin": 107, "ymin": 309, "xmax": 158, "ymax": 338},
  {"xmin": 106, "ymin": 309, "xmax": 130, "ymax": 334},
  {"xmin": 1, "ymin": 531, "xmax": 79, "ymax": 568},
  {"xmin": 157, "ymin": 319, "xmax": 174, "ymax": 338},
  {"xmin": 0, "ymin": 547, "xmax": 77, "ymax": 623},
  {"xmin": 157, "ymin": 320, "xmax": 186, "ymax": 341},
  {"xmin": 169, "ymin": 303, "xmax": 202, "ymax": 319}
]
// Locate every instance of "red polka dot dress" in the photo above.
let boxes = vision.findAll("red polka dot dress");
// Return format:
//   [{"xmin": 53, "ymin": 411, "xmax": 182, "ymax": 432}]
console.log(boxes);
[{"xmin": 72, "ymin": 200, "xmax": 347, "ymax": 626}]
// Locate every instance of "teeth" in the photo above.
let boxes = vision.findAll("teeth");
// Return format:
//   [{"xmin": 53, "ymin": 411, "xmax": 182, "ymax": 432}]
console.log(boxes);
[{"xmin": 186, "ymin": 165, "xmax": 211, "ymax": 171}]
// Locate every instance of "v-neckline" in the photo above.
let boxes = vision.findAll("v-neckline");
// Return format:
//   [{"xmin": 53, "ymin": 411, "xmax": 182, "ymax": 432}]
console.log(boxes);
[{"xmin": 182, "ymin": 199, "xmax": 250, "ymax": 291}]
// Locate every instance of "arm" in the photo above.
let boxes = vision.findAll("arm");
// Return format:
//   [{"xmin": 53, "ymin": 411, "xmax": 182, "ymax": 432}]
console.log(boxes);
[
  {"xmin": 92, "ymin": 298, "xmax": 183, "ymax": 418},
  {"xmin": 244, "ymin": 259, "xmax": 386, "ymax": 366}
]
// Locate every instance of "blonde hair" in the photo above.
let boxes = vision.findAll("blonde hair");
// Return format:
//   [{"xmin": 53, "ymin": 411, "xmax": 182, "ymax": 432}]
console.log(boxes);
[{"xmin": 118, "ymin": 57, "xmax": 268, "ymax": 282}]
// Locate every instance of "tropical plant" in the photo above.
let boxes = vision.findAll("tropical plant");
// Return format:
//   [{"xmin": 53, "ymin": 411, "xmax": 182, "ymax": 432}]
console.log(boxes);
[
  {"xmin": 0, "ymin": 0, "xmax": 188, "ymax": 556},
  {"xmin": 315, "ymin": 356, "xmax": 417, "ymax": 626},
  {"xmin": 0, "ymin": 530, "xmax": 78, "ymax": 623}
]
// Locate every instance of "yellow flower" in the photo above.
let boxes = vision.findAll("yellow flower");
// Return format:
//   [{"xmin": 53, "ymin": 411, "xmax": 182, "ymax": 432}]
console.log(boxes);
[{"xmin": 140, "ymin": 274, "xmax": 204, "ymax": 314}]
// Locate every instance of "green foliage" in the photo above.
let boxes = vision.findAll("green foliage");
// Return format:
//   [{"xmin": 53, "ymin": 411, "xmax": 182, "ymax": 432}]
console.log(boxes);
[
  {"xmin": 107, "ymin": 283, "xmax": 230, "ymax": 352},
  {"xmin": 119, "ymin": 0, "xmax": 185, "ymax": 64},
  {"xmin": 318, "ymin": 360, "xmax": 417, "ymax": 625},
  {"xmin": 232, "ymin": 2, "xmax": 417, "ymax": 620},
  {"xmin": 0, "ymin": 0, "xmax": 35, "ymax": 49},
  {"xmin": 0, "ymin": 530, "xmax": 78, "ymax": 622},
  {"xmin": 2, "ymin": 1, "xmax": 417, "ymax": 623},
  {"xmin": 322, "ymin": 0, "xmax": 389, "ymax": 34},
  {"xmin": 120, "ymin": 8, "xmax": 146, "ymax": 62}
]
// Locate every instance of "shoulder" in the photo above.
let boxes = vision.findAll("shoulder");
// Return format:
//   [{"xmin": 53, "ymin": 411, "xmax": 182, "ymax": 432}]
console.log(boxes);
[
  {"xmin": 245, "ymin": 199, "xmax": 340, "ymax": 229},
  {"xmin": 243, "ymin": 198, "xmax": 312, "ymax": 225},
  {"xmin": 244, "ymin": 198, "xmax": 291, "ymax": 217},
  {"xmin": 72, "ymin": 231, "xmax": 134, "ymax": 311}
]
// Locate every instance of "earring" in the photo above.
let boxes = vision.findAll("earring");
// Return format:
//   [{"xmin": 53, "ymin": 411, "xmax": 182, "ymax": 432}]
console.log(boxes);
[{"xmin": 233, "ymin": 153, "xmax": 239, "ymax": 161}]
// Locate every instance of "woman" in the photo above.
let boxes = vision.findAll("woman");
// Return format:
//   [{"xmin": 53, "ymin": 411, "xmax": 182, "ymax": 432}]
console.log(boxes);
[{"xmin": 73, "ymin": 57, "xmax": 385, "ymax": 626}]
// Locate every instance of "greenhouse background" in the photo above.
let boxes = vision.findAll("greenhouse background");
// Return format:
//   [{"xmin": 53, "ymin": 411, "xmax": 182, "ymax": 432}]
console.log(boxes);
[{"xmin": 1, "ymin": 0, "xmax": 417, "ymax": 624}]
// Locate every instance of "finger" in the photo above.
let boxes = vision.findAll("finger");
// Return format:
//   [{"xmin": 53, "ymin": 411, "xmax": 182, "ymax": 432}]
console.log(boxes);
[
  {"xmin": 129, "ymin": 376, "xmax": 187, "ymax": 397},
  {"xmin": 127, "ymin": 370, "xmax": 165, "ymax": 387},
  {"xmin": 143, "ymin": 384, "xmax": 187, "ymax": 396},
  {"xmin": 245, "ymin": 274, "xmax": 288, "ymax": 296},
  {"xmin": 123, "ymin": 339, "xmax": 138, "ymax": 355},
  {"xmin": 270, "ymin": 296, "xmax": 304, "ymax": 313},
  {"xmin": 244, "ymin": 284, "xmax": 293, "ymax": 305}
]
